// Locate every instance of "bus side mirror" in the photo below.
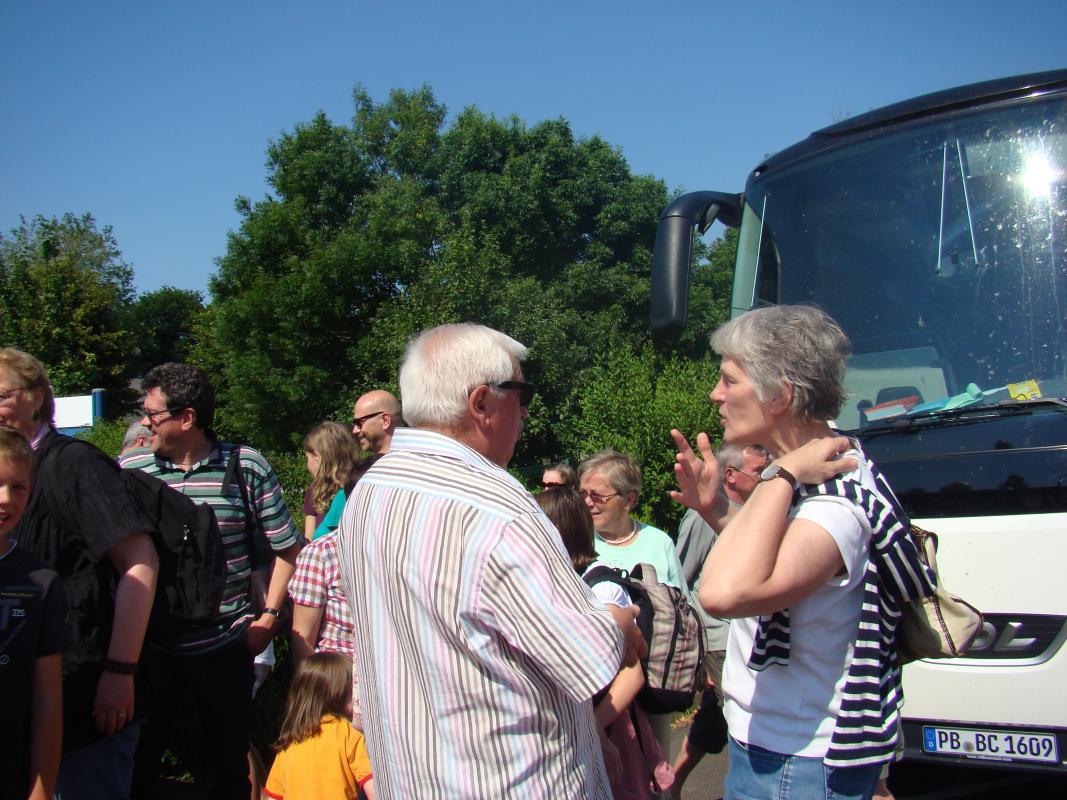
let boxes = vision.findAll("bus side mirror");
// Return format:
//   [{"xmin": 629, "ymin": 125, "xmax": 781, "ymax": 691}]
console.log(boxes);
[{"xmin": 650, "ymin": 191, "xmax": 742, "ymax": 334}]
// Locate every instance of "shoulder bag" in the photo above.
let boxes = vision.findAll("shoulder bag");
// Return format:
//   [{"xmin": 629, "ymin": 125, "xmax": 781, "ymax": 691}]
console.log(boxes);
[{"xmin": 898, "ymin": 524, "xmax": 984, "ymax": 664}]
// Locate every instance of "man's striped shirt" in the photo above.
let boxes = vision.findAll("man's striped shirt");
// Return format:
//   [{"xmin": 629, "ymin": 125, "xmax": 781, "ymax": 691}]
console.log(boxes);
[
  {"xmin": 336, "ymin": 428, "xmax": 623, "ymax": 799},
  {"xmin": 120, "ymin": 442, "xmax": 300, "ymax": 650}
]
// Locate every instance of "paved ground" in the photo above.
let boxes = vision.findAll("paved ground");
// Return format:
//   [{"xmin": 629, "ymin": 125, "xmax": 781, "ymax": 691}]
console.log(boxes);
[
  {"xmin": 152, "ymin": 721, "xmax": 1064, "ymax": 799},
  {"xmin": 670, "ymin": 718, "xmax": 727, "ymax": 799},
  {"xmin": 153, "ymin": 724, "xmax": 728, "ymax": 799}
]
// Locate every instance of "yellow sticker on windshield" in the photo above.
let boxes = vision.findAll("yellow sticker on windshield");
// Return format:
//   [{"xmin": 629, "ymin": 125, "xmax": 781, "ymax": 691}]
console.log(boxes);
[{"xmin": 1008, "ymin": 380, "xmax": 1041, "ymax": 400}]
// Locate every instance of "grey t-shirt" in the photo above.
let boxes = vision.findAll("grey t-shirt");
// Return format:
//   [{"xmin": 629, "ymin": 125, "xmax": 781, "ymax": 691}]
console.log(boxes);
[{"xmin": 675, "ymin": 508, "xmax": 730, "ymax": 650}]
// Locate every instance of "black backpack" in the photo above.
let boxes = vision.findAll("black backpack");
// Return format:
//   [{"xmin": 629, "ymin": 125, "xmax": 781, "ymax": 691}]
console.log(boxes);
[
  {"xmin": 584, "ymin": 563, "xmax": 706, "ymax": 713},
  {"xmin": 120, "ymin": 467, "xmax": 228, "ymax": 645},
  {"xmin": 36, "ymin": 434, "xmax": 229, "ymax": 649}
]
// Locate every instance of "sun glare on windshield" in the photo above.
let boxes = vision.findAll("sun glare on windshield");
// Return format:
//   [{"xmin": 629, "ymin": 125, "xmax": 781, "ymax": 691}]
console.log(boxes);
[{"xmin": 1019, "ymin": 149, "xmax": 1062, "ymax": 200}]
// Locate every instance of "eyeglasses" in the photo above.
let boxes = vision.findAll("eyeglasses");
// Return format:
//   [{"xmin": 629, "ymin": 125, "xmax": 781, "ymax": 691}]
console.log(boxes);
[
  {"xmin": 352, "ymin": 410, "xmax": 385, "ymax": 429},
  {"xmin": 540, "ymin": 481, "xmax": 568, "ymax": 490},
  {"xmin": 579, "ymin": 490, "xmax": 620, "ymax": 505},
  {"xmin": 491, "ymin": 380, "xmax": 536, "ymax": 407},
  {"xmin": 141, "ymin": 406, "xmax": 182, "ymax": 424},
  {"xmin": 728, "ymin": 467, "xmax": 760, "ymax": 480},
  {"xmin": 0, "ymin": 387, "xmax": 24, "ymax": 403}
]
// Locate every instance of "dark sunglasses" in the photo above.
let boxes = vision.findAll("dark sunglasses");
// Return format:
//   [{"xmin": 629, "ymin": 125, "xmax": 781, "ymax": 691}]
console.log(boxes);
[
  {"xmin": 352, "ymin": 410, "xmax": 385, "ymax": 428},
  {"xmin": 492, "ymin": 380, "xmax": 536, "ymax": 408}
]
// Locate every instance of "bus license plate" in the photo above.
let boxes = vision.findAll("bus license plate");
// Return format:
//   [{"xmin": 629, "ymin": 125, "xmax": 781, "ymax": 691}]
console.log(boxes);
[{"xmin": 922, "ymin": 725, "xmax": 1059, "ymax": 764}]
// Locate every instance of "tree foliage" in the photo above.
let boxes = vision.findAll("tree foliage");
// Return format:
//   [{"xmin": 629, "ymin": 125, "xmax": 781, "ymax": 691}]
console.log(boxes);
[
  {"xmin": 0, "ymin": 213, "xmax": 136, "ymax": 401},
  {"xmin": 76, "ymin": 417, "xmax": 129, "ymax": 458},
  {"xmin": 0, "ymin": 85, "xmax": 734, "ymax": 529},
  {"xmin": 127, "ymin": 286, "xmax": 205, "ymax": 374},
  {"xmin": 197, "ymin": 84, "xmax": 727, "ymax": 459},
  {"xmin": 558, "ymin": 345, "xmax": 722, "ymax": 530}
]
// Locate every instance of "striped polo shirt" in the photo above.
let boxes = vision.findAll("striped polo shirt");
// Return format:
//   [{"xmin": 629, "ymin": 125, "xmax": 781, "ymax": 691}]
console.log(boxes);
[
  {"xmin": 336, "ymin": 427, "xmax": 623, "ymax": 798},
  {"xmin": 120, "ymin": 441, "xmax": 300, "ymax": 650}
]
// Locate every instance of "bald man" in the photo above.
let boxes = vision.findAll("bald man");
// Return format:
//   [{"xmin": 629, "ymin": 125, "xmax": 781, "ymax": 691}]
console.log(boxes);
[{"xmin": 351, "ymin": 390, "xmax": 401, "ymax": 455}]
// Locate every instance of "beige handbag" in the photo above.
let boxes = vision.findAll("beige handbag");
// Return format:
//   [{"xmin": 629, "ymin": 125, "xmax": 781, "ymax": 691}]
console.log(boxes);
[{"xmin": 898, "ymin": 525, "xmax": 984, "ymax": 664}]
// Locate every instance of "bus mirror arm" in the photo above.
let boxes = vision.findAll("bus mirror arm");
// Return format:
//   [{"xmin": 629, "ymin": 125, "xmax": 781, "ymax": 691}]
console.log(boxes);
[{"xmin": 650, "ymin": 191, "xmax": 742, "ymax": 334}]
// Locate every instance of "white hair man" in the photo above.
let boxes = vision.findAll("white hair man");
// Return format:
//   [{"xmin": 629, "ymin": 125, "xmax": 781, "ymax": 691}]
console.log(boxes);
[
  {"xmin": 337, "ymin": 323, "xmax": 644, "ymax": 798},
  {"xmin": 120, "ymin": 420, "xmax": 153, "ymax": 455}
]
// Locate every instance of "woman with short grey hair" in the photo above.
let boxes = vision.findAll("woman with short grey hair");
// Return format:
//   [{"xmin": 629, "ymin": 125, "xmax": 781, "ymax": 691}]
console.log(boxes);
[
  {"xmin": 708, "ymin": 303, "xmax": 850, "ymax": 422},
  {"xmin": 578, "ymin": 447, "xmax": 689, "ymax": 757},
  {"xmin": 577, "ymin": 449, "xmax": 685, "ymax": 591},
  {"xmin": 579, "ymin": 449, "xmax": 642, "ymax": 498},
  {"xmin": 672, "ymin": 304, "xmax": 929, "ymax": 800}
]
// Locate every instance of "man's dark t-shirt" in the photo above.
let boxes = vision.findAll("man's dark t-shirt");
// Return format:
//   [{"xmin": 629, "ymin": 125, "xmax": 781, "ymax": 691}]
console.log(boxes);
[
  {"xmin": 0, "ymin": 542, "xmax": 70, "ymax": 796},
  {"xmin": 13, "ymin": 429, "xmax": 153, "ymax": 749}
]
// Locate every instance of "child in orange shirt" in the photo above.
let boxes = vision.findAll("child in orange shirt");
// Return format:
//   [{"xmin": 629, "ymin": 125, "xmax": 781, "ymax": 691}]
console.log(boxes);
[{"xmin": 265, "ymin": 652, "xmax": 375, "ymax": 800}]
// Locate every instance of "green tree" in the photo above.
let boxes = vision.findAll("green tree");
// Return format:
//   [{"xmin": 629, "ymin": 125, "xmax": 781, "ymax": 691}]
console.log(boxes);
[
  {"xmin": 77, "ymin": 417, "xmax": 129, "ymax": 458},
  {"xmin": 558, "ymin": 344, "xmax": 722, "ymax": 531},
  {"xmin": 0, "ymin": 213, "xmax": 136, "ymax": 403},
  {"xmin": 198, "ymin": 86, "xmax": 680, "ymax": 454},
  {"xmin": 127, "ymin": 286, "xmax": 205, "ymax": 374}
]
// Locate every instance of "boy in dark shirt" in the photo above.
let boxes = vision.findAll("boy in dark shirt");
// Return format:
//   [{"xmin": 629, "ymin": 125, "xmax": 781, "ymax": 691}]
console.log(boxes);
[{"xmin": 0, "ymin": 425, "xmax": 69, "ymax": 799}]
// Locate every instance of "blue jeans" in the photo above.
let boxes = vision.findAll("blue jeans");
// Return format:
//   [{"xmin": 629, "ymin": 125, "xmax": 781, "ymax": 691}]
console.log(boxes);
[
  {"xmin": 55, "ymin": 719, "xmax": 142, "ymax": 800},
  {"xmin": 726, "ymin": 737, "xmax": 881, "ymax": 800}
]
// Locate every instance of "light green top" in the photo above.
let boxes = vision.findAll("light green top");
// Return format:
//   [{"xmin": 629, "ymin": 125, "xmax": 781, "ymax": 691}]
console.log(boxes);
[{"xmin": 592, "ymin": 521, "xmax": 686, "ymax": 591}]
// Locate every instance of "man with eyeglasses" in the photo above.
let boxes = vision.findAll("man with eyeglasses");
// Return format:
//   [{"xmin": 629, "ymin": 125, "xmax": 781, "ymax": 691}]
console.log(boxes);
[
  {"xmin": 351, "ymin": 389, "xmax": 402, "ymax": 455},
  {"xmin": 335, "ymin": 323, "xmax": 646, "ymax": 799},
  {"xmin": 120, "ymin": 362, "xmax": 302, "ymax": 799},
  {"xmin": 672, "ymin": 441, "xmax": 770, "ymax": 798}
]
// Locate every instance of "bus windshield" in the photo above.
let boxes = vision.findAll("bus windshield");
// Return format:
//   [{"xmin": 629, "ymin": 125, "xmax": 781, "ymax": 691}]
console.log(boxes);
[{"xmin": 734, "ymin": 95, "xmax": 1067, "ymax": 431}]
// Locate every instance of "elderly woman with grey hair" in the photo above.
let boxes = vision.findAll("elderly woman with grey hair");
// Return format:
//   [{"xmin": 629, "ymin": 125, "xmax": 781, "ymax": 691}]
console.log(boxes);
[
  {"xmin": 671, "ymin": 305, "xmax": 931, "ymax": 800},
  {"xmin": 578, "ymin": 449, "xmax": 686, "ymax": 591}
]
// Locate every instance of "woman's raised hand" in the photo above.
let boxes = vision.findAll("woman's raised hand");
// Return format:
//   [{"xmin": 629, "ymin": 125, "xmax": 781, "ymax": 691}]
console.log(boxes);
[
  {"xmin": 776, "ymin": 436, "xmax": 857, "ymax": 485},
  {"xmin": 669, "ymin": 429, "xmax": 721, "ymax": 514}
]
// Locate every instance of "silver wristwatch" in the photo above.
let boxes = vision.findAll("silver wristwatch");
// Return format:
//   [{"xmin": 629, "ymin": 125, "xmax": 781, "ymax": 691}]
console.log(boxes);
[{"xmin": 759, "ymin": 463, "xmax": 797, "ymax": 489}]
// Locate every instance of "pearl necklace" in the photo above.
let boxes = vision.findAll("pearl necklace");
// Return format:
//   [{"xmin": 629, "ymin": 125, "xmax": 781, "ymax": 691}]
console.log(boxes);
[{"xmin": 597, "ymin": 518, "xmax": 639, "ymax": 547}]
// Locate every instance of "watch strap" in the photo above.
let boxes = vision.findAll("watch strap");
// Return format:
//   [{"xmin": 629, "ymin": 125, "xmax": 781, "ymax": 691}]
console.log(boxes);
[
  {"xmin": 761, "ymin": 464, "xmax": 798, "ymax": 489},
  {"xmin": 101, "ymin": 657, "xmax": 139, "ymax": 676}
]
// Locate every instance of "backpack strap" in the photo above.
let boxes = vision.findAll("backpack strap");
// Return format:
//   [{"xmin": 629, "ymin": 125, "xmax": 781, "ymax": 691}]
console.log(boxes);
[
  {"xmin": 222, "ymin": 443, "xmax": 247, "ymax": 514},
  {"xmin": 221, "ymin": 443, "xmax": 262, "ymax": 568},
  {"xmin": 582, "ymin": 565, "xmax": 630, "ymax": 590}
]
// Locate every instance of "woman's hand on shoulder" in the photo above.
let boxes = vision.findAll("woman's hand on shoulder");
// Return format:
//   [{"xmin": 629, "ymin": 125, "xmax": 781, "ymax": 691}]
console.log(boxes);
[
  {"xmin": 775, "ymin": 436, "xmax": 857, "ymax": 486},
  {"xmin": 669, "ymin": 429, "xmax": 720, "ymax": 514}
]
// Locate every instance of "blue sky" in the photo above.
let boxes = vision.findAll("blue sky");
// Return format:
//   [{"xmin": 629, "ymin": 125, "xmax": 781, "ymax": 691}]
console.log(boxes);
[{"xmin": 3, "ymin": 1, "xmax": 1064, "ymax": 296}]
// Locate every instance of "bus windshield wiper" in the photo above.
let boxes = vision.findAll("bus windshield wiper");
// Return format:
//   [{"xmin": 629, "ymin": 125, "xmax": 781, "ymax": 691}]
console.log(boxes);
[{"xmin": 858, "ymin": 396, "xmax": 1066, "ymax": 437}]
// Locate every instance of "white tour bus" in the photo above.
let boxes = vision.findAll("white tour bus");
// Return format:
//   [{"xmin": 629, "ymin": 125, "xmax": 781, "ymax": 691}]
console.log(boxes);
[{"xmin": 650, "ymin": 69, "xmax": 1067, "ymax": 773}]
